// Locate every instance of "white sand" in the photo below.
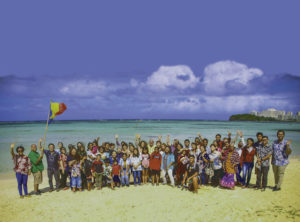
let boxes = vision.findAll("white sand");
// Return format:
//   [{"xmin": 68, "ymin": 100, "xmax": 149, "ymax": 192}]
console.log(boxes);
[{"xmin": 0, "ymin": 159, "xmax": 300, "ymax": 222}]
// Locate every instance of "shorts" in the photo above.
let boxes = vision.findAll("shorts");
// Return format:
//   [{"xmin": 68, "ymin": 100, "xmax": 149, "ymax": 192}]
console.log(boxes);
[
  {"xmin": 151, "ymin": 169, "xmax": 160, "ymax": 176},
  {"xmin": 33, "ymin": 171, "xmax": 43, "ymax": 185},
  {"xmin": 103, "ymin": 175, "xmax": 113, "ymax": 184},
  {"xmin": 113, "ymin": 175, "xmax": 120, "ymax": 183},
  {"xmin": 142, "ymin": 166, "xmax": 149, "ymax": 170},
  {"xmin": 71, "ymin": 176, "xmax": 82, "ymax": 188}
]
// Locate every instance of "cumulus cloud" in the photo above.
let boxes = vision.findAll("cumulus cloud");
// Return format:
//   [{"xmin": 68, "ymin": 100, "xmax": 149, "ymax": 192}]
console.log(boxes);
[
  {"xmin": 143, "ymin": 65, "xmax": 199, "ymax": 91},
  {"xmin": 202, "ymin": 60, "xmax": 263, "ymax": 95},
  {"xmin": 1, "ymin": 60, "xmax": 299, "ymax": 120}
]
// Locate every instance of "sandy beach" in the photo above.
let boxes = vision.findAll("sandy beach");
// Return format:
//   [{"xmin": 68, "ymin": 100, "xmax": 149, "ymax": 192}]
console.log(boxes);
[{"xmin": 0, "ymin": 159, "xmax": 299, "ymax": 222}]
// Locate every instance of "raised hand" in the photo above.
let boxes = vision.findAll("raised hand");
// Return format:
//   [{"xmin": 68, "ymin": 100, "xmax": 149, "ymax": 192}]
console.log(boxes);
[
  {"xmin": 115, "ymin": 134, "xmax": 119, "ymax": 139},
  {"xmin": 158, "ymin": 136, "xmax": 162, "ymax": 141},
  {"xmin": 287, "ymin": 140, "xmax": 292, "ymax": 145},
  {"xmin": 38, "ymin": 138, "xmax": 43, "ymax": 150},
  {"xmin": 167, "ymin": 135, "xmax": 170, "ymax": 141},
  {"xmin": 228, "ymin": 131, "xmax": 232, "ymax": 136},
  {"xmin": 10, "ymin": 142, "xmax": 15, "ymax": 149},
  {"xmin": 10, "ymin": 142, "xmax": 16, "ymax": 157},
  {"xmin": 239, "ymin": 131, "xmax": 243, "ymax": 138}
]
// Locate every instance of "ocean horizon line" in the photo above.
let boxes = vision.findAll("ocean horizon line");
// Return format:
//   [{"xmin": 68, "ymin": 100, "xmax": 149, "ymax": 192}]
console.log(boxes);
[{"xmin": 0, "ymin": 118, "xmax": 229, "ymax": 123}]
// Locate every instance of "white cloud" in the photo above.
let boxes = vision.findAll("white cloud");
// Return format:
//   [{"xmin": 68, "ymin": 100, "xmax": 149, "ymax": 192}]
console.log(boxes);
[
  {"xmin": 201, "ymin": 95, "xmax": 289, "ymax": 113},
  {"xmin": 203, "ymin": 60, "xmax": 263, "ymax": 95},
  {"xmin": 144, "ymin": 65, "xmax": 199, "ymax": 91},
  {"xmin": 164, "ymin": 97, "xmax": 202, "ymax": 111},
  {"xmin": 60, "ymin": 80, "xmax": 107, "ymax": 97},
  {"xmin": 146, "ymin": 94, "xmax": 291, "ymax": 114},
  {"xmin": 130, "ymin": 78, "xmax": 139, "ymax": 87}
]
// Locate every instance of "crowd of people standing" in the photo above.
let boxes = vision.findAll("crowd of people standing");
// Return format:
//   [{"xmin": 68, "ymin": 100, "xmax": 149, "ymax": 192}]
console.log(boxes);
[{"xmin": 10, "ymin": 129, "xmax": 292, "ymax": 198}]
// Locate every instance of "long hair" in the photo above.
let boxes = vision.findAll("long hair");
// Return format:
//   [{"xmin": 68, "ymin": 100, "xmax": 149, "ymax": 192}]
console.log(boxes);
[
  {"xmin": 165, "ymin": 146, "xmax": 171, "ymax": 154},
  {"xmin": 139, "ymin": 140, "xmax": 147, "ymax": 149},
  {"xmin": 70, "ymin": 147, "xmax": 80, "ymax": 162},
  {"xmin": 133, "ymin": 148, "xmax": 140, "ymax": 157}
]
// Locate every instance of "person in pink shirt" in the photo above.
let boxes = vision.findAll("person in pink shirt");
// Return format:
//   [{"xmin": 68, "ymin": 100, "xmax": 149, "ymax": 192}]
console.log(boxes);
[
  {"xmin": 141, "ymin": 147, "xmax": 150, "ymax": 184},
  {"xmin": 92, "ymin": 137, "xmax": 100, "ymax": 154}
]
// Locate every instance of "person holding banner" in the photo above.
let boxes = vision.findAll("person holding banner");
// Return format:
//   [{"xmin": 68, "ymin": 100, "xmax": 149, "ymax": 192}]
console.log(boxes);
[
  {"xmin": 40, "ymin": 101, "xmax": 67, "ymax": 192},
  {"xmin": 40, "ymin": 140, "xmax": 60, "ymax": 192}
]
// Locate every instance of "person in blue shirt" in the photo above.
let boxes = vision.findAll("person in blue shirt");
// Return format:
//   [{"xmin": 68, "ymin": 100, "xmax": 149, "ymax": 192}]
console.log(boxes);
[
  {"xmin": 109, "ymin": 151, "xmax": 120, "ymax": 165},
  {"xmin": 40, "ymin": 141, "xmax": 60, "ymax": 192},
  {"xmin": 160, "ymin": 146, "xmax": 175, "ymax": 186},
  {"xmin": 272, "ymin": 130, "xmax": 292, "ymax": 191}
]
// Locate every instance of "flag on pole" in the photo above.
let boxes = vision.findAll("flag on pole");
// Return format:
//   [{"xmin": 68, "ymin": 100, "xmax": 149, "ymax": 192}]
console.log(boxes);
[{"xmin": 48, "ymin": 102, "xmax": 67, "ymax": 124}]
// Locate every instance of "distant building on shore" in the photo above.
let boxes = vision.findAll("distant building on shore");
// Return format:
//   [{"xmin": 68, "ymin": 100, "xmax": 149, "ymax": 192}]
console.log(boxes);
[{"xmin": 250, "ymin": 108, "xmax": 300, "ymax": 121}]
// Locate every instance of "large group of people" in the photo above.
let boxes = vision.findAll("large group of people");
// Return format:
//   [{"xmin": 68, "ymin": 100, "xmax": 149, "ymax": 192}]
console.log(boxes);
[{"xmin": 10, "ymin": 129, "xmax": 292, "ymax": 198}]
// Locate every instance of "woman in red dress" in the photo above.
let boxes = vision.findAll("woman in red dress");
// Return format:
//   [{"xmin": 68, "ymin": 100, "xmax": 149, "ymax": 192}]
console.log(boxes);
[{"xmin": 176, "ymin": 148, "xmax": 189, "ymax": 187}]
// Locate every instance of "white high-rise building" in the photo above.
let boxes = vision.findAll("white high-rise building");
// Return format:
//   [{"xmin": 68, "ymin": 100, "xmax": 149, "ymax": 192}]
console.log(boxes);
[
  {"xmin": 250, "ymin": 111, "xmax": 258, "ymax": 116},
  {"xmin": 249, "ymin": 108, "xmax": 300, "ymax": 121},
  {"xmin": 256, "ymin": 108, "xmax": 285, "ymax": 119}
]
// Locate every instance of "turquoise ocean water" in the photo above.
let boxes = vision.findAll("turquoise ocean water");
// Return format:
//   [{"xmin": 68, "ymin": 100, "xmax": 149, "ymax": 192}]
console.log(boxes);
[{"xmin": 0, "ymin": 120, "xmax": 299, "ymax": 173}]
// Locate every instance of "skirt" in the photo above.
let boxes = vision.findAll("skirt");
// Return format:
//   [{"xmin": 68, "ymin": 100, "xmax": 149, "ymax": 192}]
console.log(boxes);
[{"xmin": 220, "ymin": 173, "xmax": 235, "ymax": 189}]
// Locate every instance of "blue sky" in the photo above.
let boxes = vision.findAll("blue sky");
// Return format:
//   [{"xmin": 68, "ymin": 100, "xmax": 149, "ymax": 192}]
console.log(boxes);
[{"xmin": 0, "ymin": 0, "xmax": 300, "ymax": 121}]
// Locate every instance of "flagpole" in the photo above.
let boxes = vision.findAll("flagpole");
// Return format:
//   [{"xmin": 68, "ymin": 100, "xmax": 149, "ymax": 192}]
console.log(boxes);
[{"xmin": 42, "ymin": 98, "xmax": 52, "ymax": 149}]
